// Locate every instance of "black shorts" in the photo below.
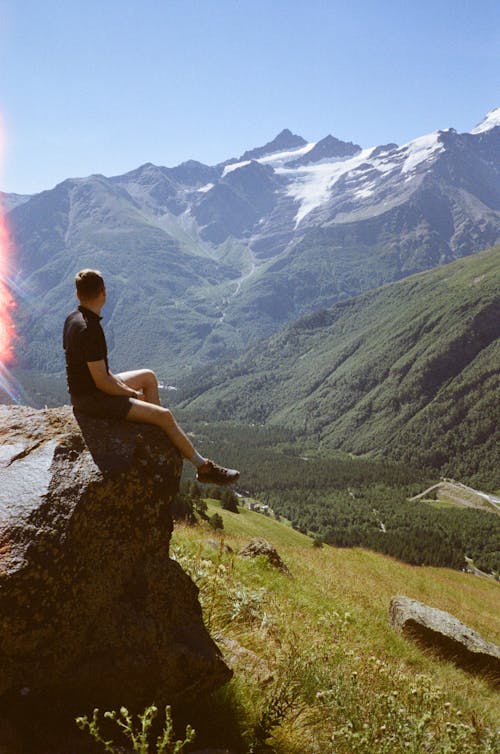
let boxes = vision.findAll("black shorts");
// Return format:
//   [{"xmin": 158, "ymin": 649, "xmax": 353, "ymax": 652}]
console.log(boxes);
[{"xmin": 71, "ymin": 390, "xmax": 133, "ymax": 420}]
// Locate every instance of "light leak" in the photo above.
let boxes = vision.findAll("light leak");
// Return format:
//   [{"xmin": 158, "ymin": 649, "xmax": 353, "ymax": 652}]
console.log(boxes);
[
  {"xmin": 0, "ymin": 117, "xmax": 22, "ymax": 404},
  {"xmin": 0, "ymin": 211, "xmax": 16, "ymax": 366}
]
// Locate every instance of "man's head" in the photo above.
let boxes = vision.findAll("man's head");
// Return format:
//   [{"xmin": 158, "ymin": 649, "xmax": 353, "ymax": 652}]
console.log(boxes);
[{"xmin": 75, "ymin": 269, "xmax": 105, "ymax": 305}]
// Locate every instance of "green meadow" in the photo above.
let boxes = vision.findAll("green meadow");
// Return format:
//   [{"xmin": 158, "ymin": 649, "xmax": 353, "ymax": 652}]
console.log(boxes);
[{"xmin": 168, "ymin": 501, "xmax": 499, "ymax": 753}]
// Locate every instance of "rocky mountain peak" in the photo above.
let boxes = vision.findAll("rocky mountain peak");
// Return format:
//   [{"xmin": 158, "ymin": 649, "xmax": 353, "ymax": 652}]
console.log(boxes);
[
  {"xmin": 4, "ymin": 108, "xmax": 500, "ymax": 398},
  {"xmin": 238, "ymin": 128, "xmax": 307, "ymax": 161},
  {"xmin": 167, "ymin": 159, "xmax": 220, "ymax": 186},
  {"xmin": 289, "ymin": 134, "xmax": 362, "ymax": 167}
]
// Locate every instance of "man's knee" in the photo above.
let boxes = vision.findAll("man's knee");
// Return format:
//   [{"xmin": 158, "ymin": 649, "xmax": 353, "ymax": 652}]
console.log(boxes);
[
  {"xmin": 126, "ymin": 402, "xmax": 172, "ymax": 427},
  {"xmin": 144, "ymin": 369, "xmax": 158, "ymax": 388},
  {"xmin": 159, "ymin": 407, "xmax": 174, "ymax": 427}
]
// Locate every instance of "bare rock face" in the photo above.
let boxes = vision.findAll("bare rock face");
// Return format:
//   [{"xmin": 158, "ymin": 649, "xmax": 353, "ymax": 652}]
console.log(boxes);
[
  {"xmin": 238, "ymin": 537, "xmax": 291, "ymax": 576},
  {"xmin": 390, "ymin": 596, "xmax": 500, "ymax": 684},
  {"xmin": 0, "ymin": 405, "xmax": 231, "ymax": 735}
]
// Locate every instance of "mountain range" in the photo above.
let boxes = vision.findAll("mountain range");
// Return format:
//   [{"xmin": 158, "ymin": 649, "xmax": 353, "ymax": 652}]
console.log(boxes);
[{"xmin": 2, "ymin": 108, "xmax": 500, "ymax": 391}]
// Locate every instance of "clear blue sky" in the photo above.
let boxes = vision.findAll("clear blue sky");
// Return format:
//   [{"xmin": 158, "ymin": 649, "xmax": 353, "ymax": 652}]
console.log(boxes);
[{"xmin": 0, "ymin": 0, "xmax": 498, "ymax": 194}]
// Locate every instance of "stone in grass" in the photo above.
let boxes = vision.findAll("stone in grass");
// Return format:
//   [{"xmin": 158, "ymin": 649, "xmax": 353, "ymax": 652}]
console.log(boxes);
[
  {"xmin": 219, "ymin": 637, "xmax": 273, "ymax": 683},
  {"xmin": 238, "ymin": 537, "xmax": 291, "ymax": 576},
  {"xmin": 390, "ymin": 595, "xmax": 500, "ymax": 685}
]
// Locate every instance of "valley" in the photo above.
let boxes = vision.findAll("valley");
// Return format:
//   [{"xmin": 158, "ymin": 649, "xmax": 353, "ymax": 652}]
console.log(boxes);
[
  {"xmin": 1, "ymin": 114, "xmax": 498, "ymax": 582},
  {"xmin": 177, "ymin": 247, "xmax": 500, "ymax": 490},
  {"xmin": 1, "ymin": 8, "xmax": 499, "ymax": 752},
  {"xmin": 176, "ymin": 419, "xmax": 500, "ymax": 578}
]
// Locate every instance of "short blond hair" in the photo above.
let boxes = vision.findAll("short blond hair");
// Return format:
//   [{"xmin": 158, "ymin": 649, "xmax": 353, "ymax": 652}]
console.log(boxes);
[{"xmin": 75, "ymin": 269, "xmax": 105, "ymax": 300}]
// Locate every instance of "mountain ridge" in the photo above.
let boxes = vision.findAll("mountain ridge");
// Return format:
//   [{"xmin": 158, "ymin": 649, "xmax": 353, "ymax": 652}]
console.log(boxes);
[{"xmin": 3, "ymin": 109, "xmax": 499, "ymax": 391}]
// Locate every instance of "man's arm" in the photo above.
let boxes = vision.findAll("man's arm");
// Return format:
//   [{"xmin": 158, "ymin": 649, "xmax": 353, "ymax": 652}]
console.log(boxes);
[{"xmin": 87, "ymin": 360, "xmax": 141, "ymax": 398}]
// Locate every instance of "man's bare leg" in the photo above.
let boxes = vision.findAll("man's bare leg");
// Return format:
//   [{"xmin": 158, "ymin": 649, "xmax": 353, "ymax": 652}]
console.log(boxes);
[
  {"xmin": 126, "ymin": 399, "xmax": 198, "ymax": 459},
  {"xmin": 115, "ymin": 369, "xmax": 160, "ymax": 405},
  {"xmin": 117, "ymin": 369, "xmax": 196, "ymax": 457},
  {"xmin": 117, "ymin": 370, "xmax": 239, "ymax": 485}
]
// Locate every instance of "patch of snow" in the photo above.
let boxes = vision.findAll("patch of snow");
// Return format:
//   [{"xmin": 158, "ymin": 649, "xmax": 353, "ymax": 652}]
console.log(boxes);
[
  {"xmin": 280, "ymin": 148, "xmax": 375, "ymax": 225},
  {"xmin": 274, "ymin": 131, "xmax": 446, "ymax": 226},
  {"xmin": 221, "ymin": 142, "xmax": 317, "ymax": 178},
  {"xmin": 354, "ymin": 182, "xmax": 376, "ymax": 199},
  {"xmin": 372, "ymin": 155, "xmax": 399, "ymax": 174},
  {"xmin": 401, "ymin": 132, "xmax": 444, "ymax": 174},
  {"xmin": 196, "ymin": 183, "xmax": 214, "ymax": 193},
  {"xmin": 222, "ymin": 160, "xmax": 252, "ymax": 178},
  {"xmin": 470, "ymin": 107, "xmax": 500, "ymax": 134},
  {"xmin": 258, "ymin": 141, "xmax": 316, "ymax": 167}
]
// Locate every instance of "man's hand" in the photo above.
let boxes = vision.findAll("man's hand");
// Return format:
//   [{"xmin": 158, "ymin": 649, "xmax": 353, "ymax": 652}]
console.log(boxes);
[{"xmin": 87, "ymin": 360, "xmax": 139, "ymax": 398}]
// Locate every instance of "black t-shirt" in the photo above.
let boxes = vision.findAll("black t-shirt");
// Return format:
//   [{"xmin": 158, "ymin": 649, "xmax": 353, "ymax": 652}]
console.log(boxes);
[{"xmin": 63, "ymin": 306, "xmax": 109, "ymax": 396}]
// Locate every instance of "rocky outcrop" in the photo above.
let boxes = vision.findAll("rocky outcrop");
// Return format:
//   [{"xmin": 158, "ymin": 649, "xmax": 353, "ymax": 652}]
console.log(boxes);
[
  {"xmin": 390, "ymin": 596, "xmax": 500, "ymax": 684},
  {"xmin": 238, "ymin": 537, "xmax": 291, "ymax": 576},
  {"xmin": 0, "ymin": 405, "xmax": 231, "ymax": 742}
]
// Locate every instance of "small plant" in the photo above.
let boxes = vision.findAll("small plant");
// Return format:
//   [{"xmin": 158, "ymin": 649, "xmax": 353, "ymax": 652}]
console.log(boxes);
[
  {"xmin": 76, "ymin": 704, "xmax": 195, "ymax": 754},
  {"xmin": 209, "ymin": 512, "xmax": 224, "ymax": 530},
  {"xmin": 248, "ymin": 639, "xmax": 309, "ymax": 754},
  {"xmin": 171, "ymin": 540, "xmax": 269, "ymax": 633},
  {"xmin": 221, "ymin": 489, "xmax": 239, "ymax": 513}
]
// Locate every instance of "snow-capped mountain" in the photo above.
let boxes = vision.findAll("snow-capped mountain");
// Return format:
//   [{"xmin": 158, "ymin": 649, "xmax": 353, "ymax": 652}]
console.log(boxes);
[
  {"xmin": 184, "ymin": 116, "xmax": 499, "ymax": 256},
  {"xmin": 470, "ymin": 107, "xmax": 500, "ymax": 134},
  {"xmin": 5, "ymin": 109, "xmax": 500, "ymax": 384}
]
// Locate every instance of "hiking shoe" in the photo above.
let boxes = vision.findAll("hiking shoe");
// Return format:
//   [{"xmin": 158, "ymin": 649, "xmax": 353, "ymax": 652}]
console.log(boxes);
[{"xmin": 196, "ymin": 459, "xmax": 240, "ymax": 486}]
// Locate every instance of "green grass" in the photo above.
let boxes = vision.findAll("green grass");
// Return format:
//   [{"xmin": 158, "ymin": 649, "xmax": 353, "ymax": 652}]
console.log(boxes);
[
  {"xmin": 425, "ymin": 499, "xmax": 466, "ymax": 510},
  {"xmin": 205, "ymin": 500, "xmax": 309, "ymax": 545},
  {"xmin": 170, "ymin": 503, "xmax": 500, "ymax": 753}
]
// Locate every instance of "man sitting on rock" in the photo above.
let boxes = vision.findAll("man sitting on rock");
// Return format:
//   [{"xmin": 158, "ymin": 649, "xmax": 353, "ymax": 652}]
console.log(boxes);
[{"xmin": 63, "ymin": 268, "xmax": 239, "ymax": 486}]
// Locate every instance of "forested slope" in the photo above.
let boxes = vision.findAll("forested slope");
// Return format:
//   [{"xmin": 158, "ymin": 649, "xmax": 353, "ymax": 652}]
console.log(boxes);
[{"xmin": 179, "ymin": 246, "xmax": 500, "ymax": 487}]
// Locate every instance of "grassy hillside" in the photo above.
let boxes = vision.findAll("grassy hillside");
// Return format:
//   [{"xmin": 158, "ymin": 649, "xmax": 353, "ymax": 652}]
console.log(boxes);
[
  {"xmin": 179, "ymin": 247, "xmax": 500, "ymax": 487},
  {"xmin": 167, "ymin": 503, "xmax": 499, "ymax": 753}
]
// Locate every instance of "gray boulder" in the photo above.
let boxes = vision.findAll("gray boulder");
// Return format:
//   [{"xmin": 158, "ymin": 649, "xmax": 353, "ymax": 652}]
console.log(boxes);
[
  {"xmin": 238, "ymin": 537, "xmax": 291, "ymax": 576},
  {"xmin": 390, "ymin": 595, "xmax": 500, "ymax": 684},
  {"xmin": 0, "ymin": 405, "xmax": 231, "ymax": 742}
]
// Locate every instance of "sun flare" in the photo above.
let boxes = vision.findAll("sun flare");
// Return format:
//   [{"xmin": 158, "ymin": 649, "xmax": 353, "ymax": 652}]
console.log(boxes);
[{"xmin": 0, "ymin": 117, "xmax": 16, "ymax": 366}]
